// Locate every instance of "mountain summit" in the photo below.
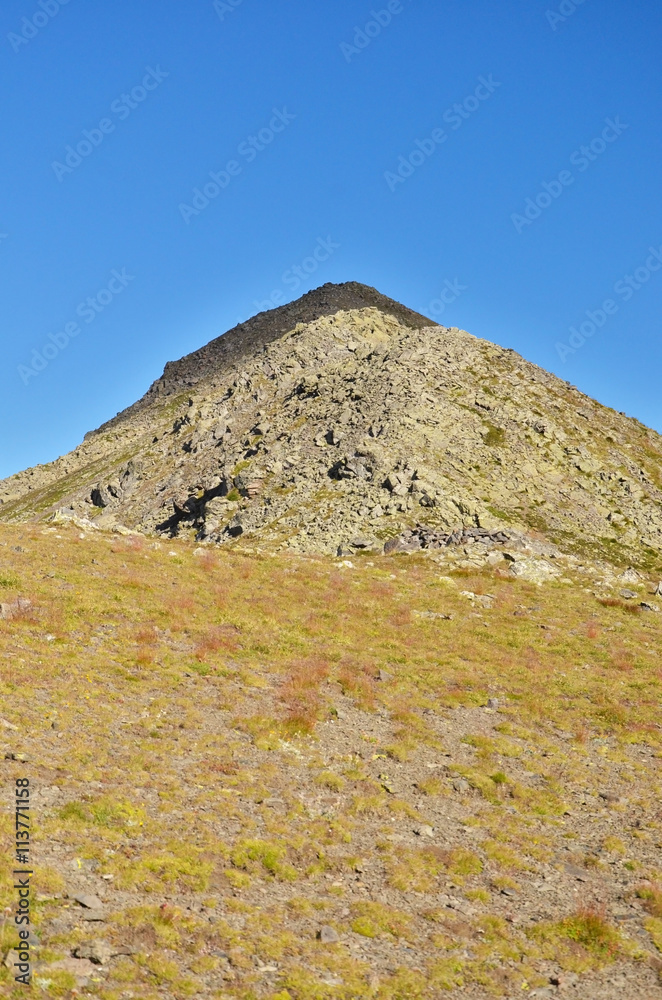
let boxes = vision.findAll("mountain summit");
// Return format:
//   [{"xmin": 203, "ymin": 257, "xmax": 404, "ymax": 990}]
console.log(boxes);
[{"xmin": 2, "ymin": 281, "xmax": 662, "ymax": 569}]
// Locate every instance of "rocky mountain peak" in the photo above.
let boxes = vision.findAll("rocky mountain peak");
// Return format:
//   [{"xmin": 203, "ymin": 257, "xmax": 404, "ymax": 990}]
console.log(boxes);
[{"xmin": 2, "ymin": 283, "xmax": 662, "ymax": 571}]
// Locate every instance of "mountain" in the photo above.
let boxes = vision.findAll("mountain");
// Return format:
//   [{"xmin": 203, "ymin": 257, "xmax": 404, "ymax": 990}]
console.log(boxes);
[
  {"xmin": 2, "ymin": 282, "xmax": 662, "ymax": 997},
  {"xmin": 2, "ymin": 281, "xmax": 662, "ymax": 572}
]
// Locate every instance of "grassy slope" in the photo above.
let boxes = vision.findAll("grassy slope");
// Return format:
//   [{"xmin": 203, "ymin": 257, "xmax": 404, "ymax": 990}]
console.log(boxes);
[{"xmin": 0, "ymin": 523, "xmax": 662, "ymax": 998}]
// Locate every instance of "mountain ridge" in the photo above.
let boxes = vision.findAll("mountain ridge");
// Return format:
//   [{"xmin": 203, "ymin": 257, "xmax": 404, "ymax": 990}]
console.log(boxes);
[{"xmin": 90, "ymin": 282, "xmax": 433, "ymax": 437}]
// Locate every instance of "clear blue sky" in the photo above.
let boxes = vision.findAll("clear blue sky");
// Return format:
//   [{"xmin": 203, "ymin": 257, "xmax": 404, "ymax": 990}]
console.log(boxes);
[{"xmin": 1, "ymin": 0, "xmax": 661, "ymax": 479}]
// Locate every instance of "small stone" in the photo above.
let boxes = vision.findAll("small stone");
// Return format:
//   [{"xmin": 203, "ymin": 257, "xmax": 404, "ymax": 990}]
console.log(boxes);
[
  {"xmin": 40, "ymin": 955, "xmax": 96, "ymax": 984},
  {"xmin": 317, "ymin": 925, "xmax": 340, "ymax": 944},
  {"xmin": 599, "ymin": 790, "xmax": 623, "ymax": 803},
  {"xmin": 452, "ymin": 778, "xmax": 470, "ymax": 793},
  {"xmin": 649, "ymin": 954, "xmax": 662, "ymax": 974},
  {"xmin": 0, "ymin": 598, "xmax": 31, "ymax": 620},
  {"xmin": 486, "ymin": 697, "xmax": 499, "ymax": 710},
  {"xmin": 619, "ymin": 589, "xmax": 637, "ymax": 600},
  {"xmin": 414, "ymin": 824, "xmax": 435, "ymax": 838},
  {"xmin": 5, "ymin": 751, "xmax": 28, "ymax": 762},
  {"xmin": 73, "ymin": 939, "xmax": 113, "ymax": 965},
  {"xmin": 80, "ymin": 910, "xmax": 107, "ymax": 922},
  {"xmin": 71, "ymin": 892, "xmax": 104, "ymax": 910},
  {"xmin": 640, "ymin": 602, "xmax": 659, "ymax": 613},
  {"xmin": 377, "ymin": 669, "xmax": 392, "ymax": 682},
  {"xmin": 564, "ymin": 863, "xmax": 589, "ymax": 881}
]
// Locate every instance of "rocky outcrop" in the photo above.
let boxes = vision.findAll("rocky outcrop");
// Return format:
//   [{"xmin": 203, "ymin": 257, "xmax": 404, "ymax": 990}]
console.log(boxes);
[{"xmin": 1, "ymin": 282, "xmax": 662, "ymax": 568}]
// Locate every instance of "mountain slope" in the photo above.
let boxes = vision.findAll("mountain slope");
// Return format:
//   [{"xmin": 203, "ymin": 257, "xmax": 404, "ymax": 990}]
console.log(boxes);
[
  {"xmin": 2, "ymin": 282, "xmax": 662, "ymax": 570},
  {"xmin": 1, "ymin": 520, "xmax": 662, "ymax": 997}
]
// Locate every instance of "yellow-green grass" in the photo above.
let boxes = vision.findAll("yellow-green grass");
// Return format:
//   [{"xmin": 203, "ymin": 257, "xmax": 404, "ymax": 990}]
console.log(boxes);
[{"xmin": 0, "ymin": 522, "xmax": 661, "ymax": 997}]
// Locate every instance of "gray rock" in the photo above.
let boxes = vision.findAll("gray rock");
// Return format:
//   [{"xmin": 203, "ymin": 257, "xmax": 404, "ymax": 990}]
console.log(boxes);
[
  {"xmin": 73, "ymin": 939, "xmax": 113, "ymax": 965},
  {"xmin": 71, "ymin": 892, "xmax": 104, "ymax": 910},
  {"xmin": 349, "ymin": 537, "xmax": 373, "ymax": 549},
  {"xmin": 563, "ymin": 863, "xmax": 588, "ymax": 881},
  {"xmin": 599, "ymin": 790, "xmax": 624, "ymax": 803},
  {"xmin": 317, "ymin": 925, "xmax": 340, "ymax": 944},
  {"xmin": 0, "ymin": 598, "xmax": 31, "ymax": 621},
  {"xmin": 38, "ymin": 955, "xmax": 96, "ymax": 984},
  {"xmin": 91, "ymin": 484, "xmax": 112, "ymax": 508},
  {"xmin": 383, "ymin": 535, "xmax": 419, "ymax": 554},
  {"xmin": 204, "ymin": 496, "xmax": 229, "ymax": 519},
  {"xmin": 619, "ymin": 589, "xmax": 637, "ymax": 600},
  {"xmin": 509, "ymin": 558, "xmax": 559, "ymax": 583}
]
